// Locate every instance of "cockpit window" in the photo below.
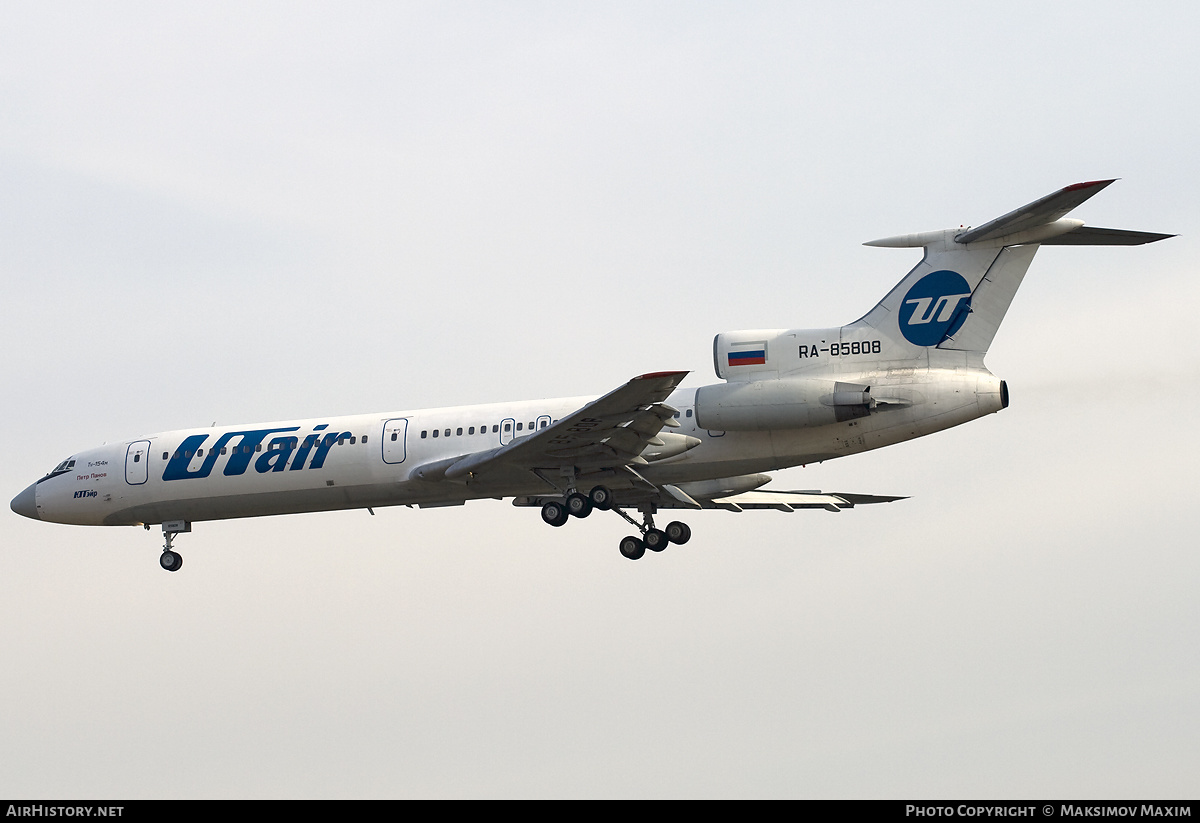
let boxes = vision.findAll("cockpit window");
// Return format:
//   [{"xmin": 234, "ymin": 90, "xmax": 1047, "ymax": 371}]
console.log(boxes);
[{"xmin": 38, "ymin": 458, "xmax": 76, "ymax": 484}]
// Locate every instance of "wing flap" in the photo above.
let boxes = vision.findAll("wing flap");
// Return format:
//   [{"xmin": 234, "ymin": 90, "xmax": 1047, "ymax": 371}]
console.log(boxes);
[{"xmin": 512, "ymin": 487, "xmax": 906, "ymax": 511}]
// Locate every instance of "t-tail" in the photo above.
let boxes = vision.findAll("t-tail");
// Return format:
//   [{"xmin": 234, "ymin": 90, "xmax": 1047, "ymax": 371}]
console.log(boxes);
[
  {"xmin": 697, "ymin": 181, "xmax": 1170, "ymax": 434},
  {"xmin": 711, "ymin": 180, "xmax": 1173, "ymax": 381}
]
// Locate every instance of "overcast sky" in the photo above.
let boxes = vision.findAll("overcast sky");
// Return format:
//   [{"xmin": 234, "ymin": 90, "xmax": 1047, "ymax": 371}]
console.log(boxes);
[{"xmin": 2, "ymin": 1, "xmax": 1198, "ymax": 799}]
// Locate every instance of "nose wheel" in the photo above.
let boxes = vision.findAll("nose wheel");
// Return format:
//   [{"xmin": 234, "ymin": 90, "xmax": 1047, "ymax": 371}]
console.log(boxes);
[{"xmin": 157, "ymin": 520, "xmax": 191, "ymax": 572}]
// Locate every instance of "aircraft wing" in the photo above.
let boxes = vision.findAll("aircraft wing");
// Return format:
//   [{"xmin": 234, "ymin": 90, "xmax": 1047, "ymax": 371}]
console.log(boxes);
[
  {"xmin": 513, "ymin": 487, "xmax": 905, "ymax": 512},
  {"xmin": 670, "ymin": 489, "xmax": 906, "ymax": 512},
  {"xmin": 411, "ymin": 371, "xmax": 689, "ymax": 484}
]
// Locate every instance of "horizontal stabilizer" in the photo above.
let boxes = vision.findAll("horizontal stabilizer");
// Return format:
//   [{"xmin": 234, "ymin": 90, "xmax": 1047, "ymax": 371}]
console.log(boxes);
[
  {"xmin": 955, "ymin": 180, "xmax": 1115, "ymax": 244},
  {"xmin": 1040, "ymin": 226, "xmax": 1175, "ymax": 245}
]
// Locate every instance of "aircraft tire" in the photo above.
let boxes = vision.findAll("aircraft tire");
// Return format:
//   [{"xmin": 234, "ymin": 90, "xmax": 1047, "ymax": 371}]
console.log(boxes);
[
  {"xmin": 665, "ymin": 521, "xmax": 691, "ymax": 545},
  {"xmin": 160, "ymin": 550, "xmax": 183, "ymax": 572},
  {"xmin": 644, "ymin": 529, "xmax": 669, "ymax": 552},
  {"xmin": 619, "ymin": 536, "xmax": 645, "ymax": 560},
  {"xmin": 566, "ymin": 492, "xmax": 593, "ymax": 518},
  {"xmin": 589, "ymin": 485, "xmax": 613, "ymax": 511},
  {"xmin": 541, "ymin": 501, "xmax": 569, "ymax": 528}
]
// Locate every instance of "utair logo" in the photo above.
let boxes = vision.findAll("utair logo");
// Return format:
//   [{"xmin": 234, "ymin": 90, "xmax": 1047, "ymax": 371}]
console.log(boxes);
[
  {"xmin": 161, "ymin": 424, "xmax": 352, "ymax": 482},
  {"xmin": 899, "ymin": 270, "xmax": 972, "ymax": 346}
]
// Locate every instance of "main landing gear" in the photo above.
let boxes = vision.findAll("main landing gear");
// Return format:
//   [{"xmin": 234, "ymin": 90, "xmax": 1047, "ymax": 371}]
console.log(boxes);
[
  {"xmin": 157, "ymin": 520, "xmax": 191, "ymax": 572},
  {"xmin": 539, "ymin": 486, "xmax": 691, "ymax": 561},
  {"xmin": 614, "ymin": 507, "xmax": 691, "ymax": 561},
  {"xmin": 540, "ymin": 485, "xmax": 613, "ymax": 527}
]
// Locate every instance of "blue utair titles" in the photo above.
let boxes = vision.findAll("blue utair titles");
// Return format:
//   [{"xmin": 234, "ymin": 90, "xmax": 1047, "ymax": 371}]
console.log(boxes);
[{"xmin": 162, "ymin": 424, "xmax": 353, "ymax": 482}]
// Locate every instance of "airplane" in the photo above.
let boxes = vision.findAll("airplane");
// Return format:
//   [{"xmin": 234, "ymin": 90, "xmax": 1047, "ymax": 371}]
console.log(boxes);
[{"xmin": 10, "ymin": 180, "xmax": 1172, "ymax": 570}]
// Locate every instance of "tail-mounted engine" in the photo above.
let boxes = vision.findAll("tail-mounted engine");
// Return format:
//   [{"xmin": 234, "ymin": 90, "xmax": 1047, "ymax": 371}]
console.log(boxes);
[{"xmin": 694, "ymin": 379, "xmax": 874, "ymax": 431}]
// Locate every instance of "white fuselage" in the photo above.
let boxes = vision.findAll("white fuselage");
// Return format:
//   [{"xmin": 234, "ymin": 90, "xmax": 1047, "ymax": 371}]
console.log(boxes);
[{"xmin": 24, "ymin": 365, "xmax": 1003, "ymax": 528}]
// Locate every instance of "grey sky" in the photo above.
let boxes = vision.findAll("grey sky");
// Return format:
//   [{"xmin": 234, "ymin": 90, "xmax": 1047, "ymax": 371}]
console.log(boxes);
[{"xmin": 2, "ymin": 2, "xmax": 1197, "ymax": 798}]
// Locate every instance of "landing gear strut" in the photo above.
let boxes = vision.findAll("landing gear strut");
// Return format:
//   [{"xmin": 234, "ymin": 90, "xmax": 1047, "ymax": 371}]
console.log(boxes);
[{"xmin": 158, "ymin": 520, "xmax": 190, "ymax": 572}]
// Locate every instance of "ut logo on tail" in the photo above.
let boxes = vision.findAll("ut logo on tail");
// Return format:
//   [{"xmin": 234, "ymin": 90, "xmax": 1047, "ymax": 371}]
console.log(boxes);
[{"xmin": 899, "ymin": 270, "xmax": 972, "ymax": 346}]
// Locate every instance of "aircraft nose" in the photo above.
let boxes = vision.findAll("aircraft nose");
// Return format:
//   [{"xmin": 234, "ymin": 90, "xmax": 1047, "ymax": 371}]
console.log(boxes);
[{"xmin": 10, "ymin": 483, "xmax": 39, "ymax": 521}]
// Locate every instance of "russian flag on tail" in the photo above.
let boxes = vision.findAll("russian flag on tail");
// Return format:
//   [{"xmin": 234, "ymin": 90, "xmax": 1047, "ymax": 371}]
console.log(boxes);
[{"xmin": 727, "ymin": 343, "xmax": 767, "ymax": 367}]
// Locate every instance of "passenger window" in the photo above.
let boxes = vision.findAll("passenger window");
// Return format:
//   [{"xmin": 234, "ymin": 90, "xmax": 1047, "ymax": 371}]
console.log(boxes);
[
  {"xmin": 391, "ymin": 433, "xmax": 398, "ymax": 441},
  {"xmin": 433, "ymin": 430, "xmax": 439, "ymax": 438},
  {"xmin": 516, "ymin": 422, "xmax": 523, "ymax": 431},
  {"xmin": 493, "ymin": 424, "xmax": 499, "ymax": 433},
  {"xmin": 444, "ymin": 429, "xmax": 450, "ymax": 437},
  {"xmin": 421, "ymin": 431, "xmax": 427, "ymax": 439},
  {"xmin": 133, "ymin": 453, "xmax": 140, "ymax": 462},
  {"xmin": 468, "ymin": 427, "xmax": 475, "ymax": 435},
  {"xmin": 162, "ymin": 452, "xmax": 168, "ymax": 460},
  {"xmin": 350, "ymin": 436, "xmax": 357, "ymax": 445},
  {"xmin": 456, "ymin": 427, "xmax": 463, "ymax": 436}
]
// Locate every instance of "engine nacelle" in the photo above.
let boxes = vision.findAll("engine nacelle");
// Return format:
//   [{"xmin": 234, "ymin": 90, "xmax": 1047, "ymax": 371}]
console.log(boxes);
[{"xmin": 694, "ymin": 378, "xmax": 872, "ymax": 431}]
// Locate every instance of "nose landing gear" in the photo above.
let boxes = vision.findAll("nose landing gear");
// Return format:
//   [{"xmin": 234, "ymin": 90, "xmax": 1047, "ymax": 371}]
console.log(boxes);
[{"xmin": 157, "ymin": 520, "xmax": 191, "ymax": 572}]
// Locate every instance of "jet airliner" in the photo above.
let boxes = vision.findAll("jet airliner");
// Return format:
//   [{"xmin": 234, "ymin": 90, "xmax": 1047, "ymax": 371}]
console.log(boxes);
[{"xmin": 10, "ymin": 181, "xmax": 1171, "ymax": 570}]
